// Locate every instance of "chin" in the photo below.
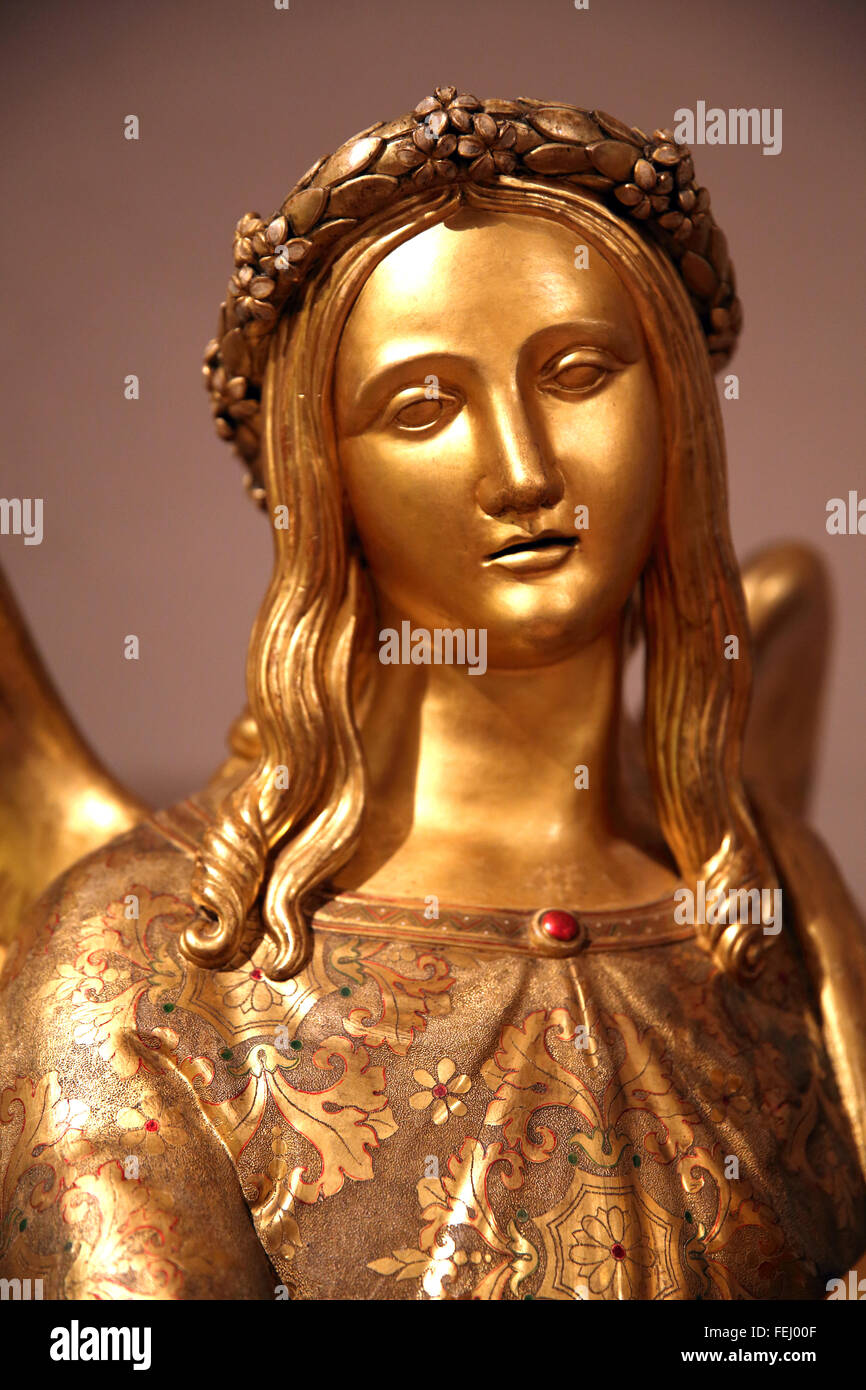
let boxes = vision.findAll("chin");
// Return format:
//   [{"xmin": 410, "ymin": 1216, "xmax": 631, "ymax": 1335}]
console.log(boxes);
[
  {"xmin": 482, "ymin": 619, "xmax": 605, "ymax": 671},
  {"xmin": 479, "ymin": 587, "xmax": 624, "ymax": 665}
]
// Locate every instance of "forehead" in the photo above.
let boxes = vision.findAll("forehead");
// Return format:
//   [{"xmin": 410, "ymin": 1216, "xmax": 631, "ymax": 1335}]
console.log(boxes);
[{"xmin": 336, "ymin": 210, "xmax": 641, "ymax": 373}]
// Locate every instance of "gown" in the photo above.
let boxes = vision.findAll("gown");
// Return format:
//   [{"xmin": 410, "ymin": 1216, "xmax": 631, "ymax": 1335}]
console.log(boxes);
[{"xmin": 0, "ymin": 792, "xmax": 864, "ymax": 1301}]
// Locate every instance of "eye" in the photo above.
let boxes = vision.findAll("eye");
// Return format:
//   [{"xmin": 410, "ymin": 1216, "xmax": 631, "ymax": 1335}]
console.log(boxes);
[
  {"xmin": 552, "ymin": 362, "xmax": 606, "ymax": 391},
  {"xmin": 540, "ymin": 351, "xmax": 615, "ymax": 397},
  {"xmin": 385, "ymin": 388, "xmax": 459, "ymax": 433},
  {"xmin": 394, "ymin": 397, "xmax": 443, "ymax": 429}
]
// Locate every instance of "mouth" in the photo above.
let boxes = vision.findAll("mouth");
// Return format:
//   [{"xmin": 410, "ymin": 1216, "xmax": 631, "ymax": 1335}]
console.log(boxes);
[{"xmin": 483, "ymin": 530, "xmax": 579, "ymax": 574}]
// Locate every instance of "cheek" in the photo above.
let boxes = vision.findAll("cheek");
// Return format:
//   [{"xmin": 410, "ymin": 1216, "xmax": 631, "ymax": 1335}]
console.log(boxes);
[
  {"xmin": 340, "ymin": 421, "xmax": 474, "ymax": 564},
  {"xmin": 339, "ymin": 437, "xmax": 457, "ymax": 601},
  {"xmin": 548, "ymin": 368, "xmax": 663, "ymax": 561}
]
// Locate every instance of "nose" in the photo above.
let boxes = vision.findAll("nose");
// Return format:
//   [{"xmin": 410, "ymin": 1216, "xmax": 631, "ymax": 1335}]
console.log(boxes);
[{"xmin": 474, "ymin": 382, "xmax": 563, "ymax": 520}]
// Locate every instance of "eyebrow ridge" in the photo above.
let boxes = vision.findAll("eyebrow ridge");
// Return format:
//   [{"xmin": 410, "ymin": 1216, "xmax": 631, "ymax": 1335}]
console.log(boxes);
[{"xmin": 346, "ymin": 316, "xmax": 638, "ymax": 427}]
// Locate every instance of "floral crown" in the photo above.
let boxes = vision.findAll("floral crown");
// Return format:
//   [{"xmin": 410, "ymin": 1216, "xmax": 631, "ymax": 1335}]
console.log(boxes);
[{"xmin": 204, "ymin": 88, "xmax": 741, "ymax": 501}]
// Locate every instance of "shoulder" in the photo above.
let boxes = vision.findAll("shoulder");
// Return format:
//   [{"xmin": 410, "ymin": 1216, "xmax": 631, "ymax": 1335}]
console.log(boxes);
[
  {"xmin": 0, "ymin": 803, "xmax": 276, "ymax": 1298},
  {"xmin": 0, "ymin": 795, "xmax": 219, "ymax": 987},
  {"xmin": 0, "ymin": 809, "xmax": 202, "ymax": 1066}
]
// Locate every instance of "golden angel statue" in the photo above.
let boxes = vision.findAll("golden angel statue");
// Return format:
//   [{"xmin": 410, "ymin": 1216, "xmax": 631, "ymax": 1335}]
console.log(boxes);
[{"xmin": 1, "ymin": 88, "xmax": 864, "ymax": 1301}]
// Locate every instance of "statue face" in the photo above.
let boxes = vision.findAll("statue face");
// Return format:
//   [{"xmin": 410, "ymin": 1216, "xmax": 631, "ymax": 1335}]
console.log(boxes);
[{"xmin": 333, "ymin": 210, "xmax": 663, "ymax": 668}]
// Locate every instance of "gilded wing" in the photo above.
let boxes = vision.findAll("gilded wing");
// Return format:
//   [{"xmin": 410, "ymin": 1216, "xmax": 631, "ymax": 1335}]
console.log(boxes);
[
  {"xmin": 621, "ymin": 540, "xmax": 833, "ymax": 823},
  {"xmin": 741, "ymin": 541, "xmax": 832, "ymax": 817},
  {"xmin": 0, "ymin": 562, "xmax": 146, "ymax": 949}
]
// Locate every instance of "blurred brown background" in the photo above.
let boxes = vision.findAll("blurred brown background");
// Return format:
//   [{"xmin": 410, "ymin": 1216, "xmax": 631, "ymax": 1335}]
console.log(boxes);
[{"xmin": 2, "ymin": 0, "xmax": 864, "ymax": 899}]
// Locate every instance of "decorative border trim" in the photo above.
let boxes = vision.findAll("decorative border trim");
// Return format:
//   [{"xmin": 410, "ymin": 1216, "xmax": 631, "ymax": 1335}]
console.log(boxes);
[{"xmin": 308, "ymin": 886, "xmax": 695, "ymax": 956}]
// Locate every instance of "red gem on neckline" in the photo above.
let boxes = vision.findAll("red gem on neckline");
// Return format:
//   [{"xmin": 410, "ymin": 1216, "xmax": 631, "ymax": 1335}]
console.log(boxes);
[
  {"xmin": 432, "ymin": 1083, "xmax": 448, "ymax": 1099},
  {"xmin": 611, "ymin": 1242, "xmax": 626, "ymax": 1260},
  {"xmin": 540, "ymin": 909, "xmax": 579, "ymax": 942}
]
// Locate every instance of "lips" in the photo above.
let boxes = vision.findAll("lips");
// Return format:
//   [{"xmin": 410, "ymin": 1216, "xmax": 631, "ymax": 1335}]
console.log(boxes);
[{"xmin": 483, "ymin": 530, "xmax": 579, "ymax": 574}]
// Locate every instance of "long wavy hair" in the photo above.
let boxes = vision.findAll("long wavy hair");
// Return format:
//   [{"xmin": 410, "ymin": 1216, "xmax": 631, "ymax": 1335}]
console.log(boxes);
[{"xmin": 182, "ymin": 178, "xmax": 776, "ymax": 981}]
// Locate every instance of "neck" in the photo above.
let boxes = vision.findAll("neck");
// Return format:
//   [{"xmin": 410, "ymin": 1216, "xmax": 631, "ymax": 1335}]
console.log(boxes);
[{"xmin": 334, "ymin": 603, "xmax": 678, "ymax": 910}]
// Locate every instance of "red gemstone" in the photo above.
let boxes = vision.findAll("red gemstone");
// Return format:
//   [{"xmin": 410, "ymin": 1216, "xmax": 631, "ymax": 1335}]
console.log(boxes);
[
  {"xmin": 432, "ymin": 1084, "xmax": 448, "ymax": 1099},
  {"xmin": 144, "ymin": 1119, "xmax": 159, "ymax": 1133},
  {"xmin": 540, "ymin": 909, "xmax": 578, "ymax": 942},
  {"xmin": 250, "ymin": 968, "xmax": 263, "ymax": 980},
  {"xmin": 611, "ymin": 1242, "xmax": 626, "ymax": 1260}
]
